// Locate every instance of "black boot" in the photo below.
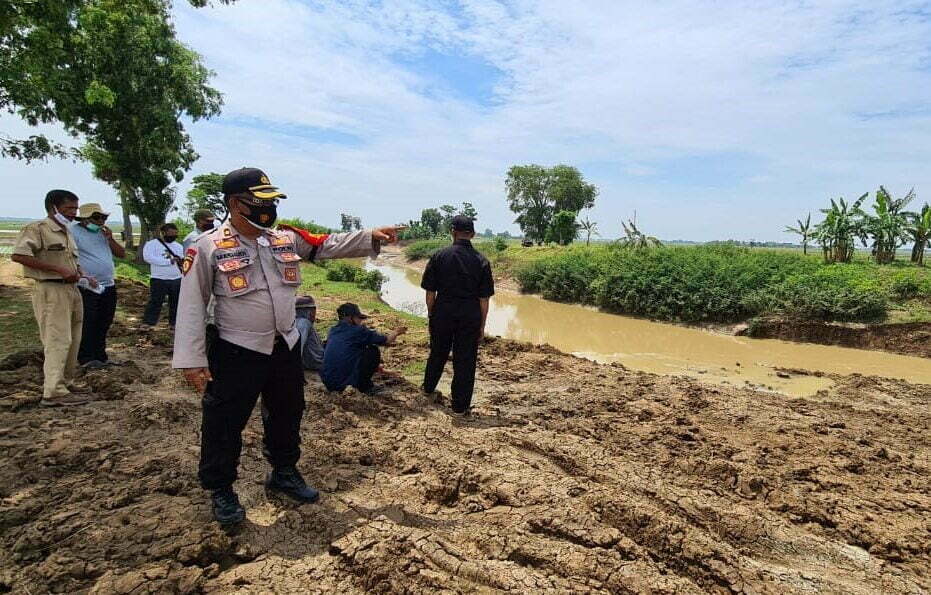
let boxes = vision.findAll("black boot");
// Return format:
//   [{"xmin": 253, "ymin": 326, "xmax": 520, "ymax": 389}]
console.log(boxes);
[
  {"xmin": 211, "ymin": 487, "xmax": 245, "ymax": 525},
  {"xmin": 266, "ymin": 466, "xmax": 320, "ymax": 503}
]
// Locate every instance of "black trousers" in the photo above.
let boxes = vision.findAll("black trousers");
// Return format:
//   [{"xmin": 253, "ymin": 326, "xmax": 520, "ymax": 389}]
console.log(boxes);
[
  {"xmin": 143, "ymin": 278, "xmax": 180, "ymax": 326},
  {"xmin": 423, "ymin": 302, "xmax": 481, "ymax": 412},
  {"xmin": 78, "ymin": 285, "xmax": 117, "ymax": 364},
  {"xmin": 199, "ymin": 336, "xmax": 305, "ymax": 491},
  {"xmin": 355, "ymin": 345, "xmax": 381, "ymax": 393}
]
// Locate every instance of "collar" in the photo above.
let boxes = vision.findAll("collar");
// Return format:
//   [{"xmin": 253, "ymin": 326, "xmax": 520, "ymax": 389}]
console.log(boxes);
[
  {"xmin": 40, "ymin": 217, "xmax": 69, "ymax": 234},
  {"xmin": 454, "ymin": 239, "xmax": 473, "ymax": 247}
]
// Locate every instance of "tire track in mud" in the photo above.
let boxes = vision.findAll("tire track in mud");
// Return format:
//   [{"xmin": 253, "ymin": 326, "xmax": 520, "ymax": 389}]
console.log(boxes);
[{"xmin": 0, "ymin": 279, "xmax": 929, "ymax": 593}]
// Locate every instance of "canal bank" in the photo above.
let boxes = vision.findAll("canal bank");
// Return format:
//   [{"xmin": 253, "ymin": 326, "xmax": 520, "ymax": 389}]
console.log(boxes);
[{"xmin": 368, "ymin": 255, "xmax": 931, "ymax": 396}]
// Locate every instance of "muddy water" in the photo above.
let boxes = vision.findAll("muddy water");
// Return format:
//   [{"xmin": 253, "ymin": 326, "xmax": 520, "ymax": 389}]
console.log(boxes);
[{"xmin": 368, "ymin": 258, "xmax": 931, "ymax": 396}]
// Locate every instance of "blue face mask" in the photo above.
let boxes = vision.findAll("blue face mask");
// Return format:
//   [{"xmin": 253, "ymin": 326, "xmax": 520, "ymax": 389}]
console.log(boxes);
[{"xmin": 85, "ymin": 223, "xmax": 101, "ymax": 233}]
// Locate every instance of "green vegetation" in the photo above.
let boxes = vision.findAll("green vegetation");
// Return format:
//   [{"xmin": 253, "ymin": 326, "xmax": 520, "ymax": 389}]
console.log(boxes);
[
  {"xmin": 506, "ymin": 164, "xmax": 597, "ymax": 245},
  {"xmin": 0, "ymin": 289, "xmax": 40, "ymax": 358},
  {"xmin": 514, "ymin": 244, "xmax": 931, "ymax": 323},
  {"xmin": 323, "ymin": 261, "xmax": 386, "ymax": 292}
]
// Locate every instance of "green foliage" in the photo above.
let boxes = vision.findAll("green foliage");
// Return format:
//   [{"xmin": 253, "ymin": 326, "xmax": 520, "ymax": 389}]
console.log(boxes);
[
  {"xmin": 745, "ymin": 266, "xmax": 887, "ymax": 321},
  {"xmin": 404, "ymin": 239, "xmax": 448, "ymax": 260},
  {"xmin": 325, "ymin": 262, "xmax": 385, "ymax": 292},
  {"xmin": 907, "ymin": 203, "xmax": 931, "ymax": 265},
  {"xmin": 505, "ymin": 164, "xmax": 597, "ymax": 244},
  {"xmin": 183, "ymin": 173, "xmax": 225, "ymax": 218},
  {"xmin": 784, "ymin": 213, "xmax": 812, "ymax": 255},
  {"xmin": 170, "ymin": 216, "xmax": 193, "ymax": 240},
  {"xmin": 277, "ymin": 217, "xmax": 332, "ymax": 235},
  {"xmin": 858, "ymin": 186, "xmax": 914, "ymax": 264},
  {"xmin": 617, "ymin": 220, "xmax": 662, "ymax": 250},
  {"xmin": 340, "ymin": 213, "xmax": 362, "ymax": 232},
  {"xmin": 420, "ymin": 208, "xmax": 443, "ymax": 236},
  {"xmin": 546, "ymin": 210, "xmax": 579, "ymax": 245},
  {"xmin": 494, "ymin": 237, "xmax": 508, "ymax": 252},
  {"xmin": 813, "ymin": 194, "xmax": 868, "ymax": 263},
  {"xmin": 579, "ymin": 217, "xmax": 598, "ymax": 246}
]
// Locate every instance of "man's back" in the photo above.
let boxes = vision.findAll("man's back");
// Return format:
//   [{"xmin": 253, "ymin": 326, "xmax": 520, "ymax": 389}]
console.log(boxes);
[
  {"xmin": 421, "ymin": 239, "xmax": 494, "ymax": 302},
  {"xmin": 321, "ymin": 321, "xmax": 386, "ymax": 390}
]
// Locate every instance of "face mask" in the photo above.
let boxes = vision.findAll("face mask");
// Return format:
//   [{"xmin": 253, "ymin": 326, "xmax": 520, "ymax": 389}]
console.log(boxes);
[
  {"xmin": 52, "ymin": 207, "xmax": 72, "ymax": 226},
  {"xmin": 86, "ymin": 223, "xmax": 101, "ymax": 233},
  {"xmin": 199, "ymin": 221, "xmax": 215, "ymax": 232},
  {"xmin": 164, "ymin": 235, "xmax": 178, "ymax": 243},
  {"xmin": 239, "ymin": 200, "xmax": 278, "ymax": 230}
]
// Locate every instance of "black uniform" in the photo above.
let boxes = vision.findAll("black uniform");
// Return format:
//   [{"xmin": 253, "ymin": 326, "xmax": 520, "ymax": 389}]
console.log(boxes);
[{"xmin": 421, "ymin": 239, "xmax": 495, "ymax": 412}]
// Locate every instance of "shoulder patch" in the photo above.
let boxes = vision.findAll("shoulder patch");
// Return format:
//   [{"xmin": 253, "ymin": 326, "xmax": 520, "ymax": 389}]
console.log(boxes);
[
  {"xmin": 214, "ymin": 237, "xmax": 240, "ymax": 249},
  {"xmin": 227, "ymin": 273, "xmax": 249, "ymax": 291},
  {"xmin": 271, "ymin": 235, "xmax": 292, "ymax": 246},
  {"xmin": 181, "ymin": 248, "xmax": 197, "ymax": 275}
]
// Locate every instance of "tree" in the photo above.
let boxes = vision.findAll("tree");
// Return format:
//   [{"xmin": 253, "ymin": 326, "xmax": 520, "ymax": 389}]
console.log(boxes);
[
  {"xmin": 813, "ymin": 194, "xmax": 867, "ymax": 264},
  {"xmin": 2, "ymin": 0, "xmax": 223, "ymax": 260},
  {"xmin": 340, "ymin": 213, "xmax": 353, "ymax": 232},
  {"xmin": 784, "ymin": 213, "xmax": 812, "ymax": 255},
  {"xmin": 858, "ymin": 186, "xmax": 914, "ymax": 264},
  {"xmin": 907, "ymin": 203, "xmax": 931, "ymax": 266},
  {"xmin": 505, "ymin": 164, "xmax": 597, "ymax": 244},
  {"xmin": 0, "ymin": 0, "xmax": 228, "ymax": 161},
  {"xmin": 183, "ymin": 173, "xmax": 225, "ymax": 218},
  {"xmin": 439, "ymin": 204, "xmax": 457, "ymax": 232},
  {"xmin": 420, "ymin": 208, "xmax": 442, "ymax": 236},
  {"xmin": 546, "ymin": 210, "xmax": 579, "ymax": 245},
  {"xmin": 579, "ymin": 217, "xmax": 599, "ymax": 246},
  {"xmin": 618, "ymin": 220, "xmax": 662, "ymax": 250},
  {"xmin": 460, "ymin": 202, "xmax": 478, "ymax": 221}
]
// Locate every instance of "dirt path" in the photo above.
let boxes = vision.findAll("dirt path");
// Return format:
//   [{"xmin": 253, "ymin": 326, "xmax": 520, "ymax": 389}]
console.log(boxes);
[{"xmin": 0, "ymin": 275, "xmax": 929, "ymax": 593}]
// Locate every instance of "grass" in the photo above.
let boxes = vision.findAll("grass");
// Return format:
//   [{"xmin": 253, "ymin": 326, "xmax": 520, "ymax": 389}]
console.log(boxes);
[{"xmin": 0, "ymin": 288, "xmax": 39, "ymax": 358}]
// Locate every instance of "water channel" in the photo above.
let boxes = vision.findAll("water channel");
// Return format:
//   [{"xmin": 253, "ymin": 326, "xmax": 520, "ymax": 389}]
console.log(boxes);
[{"xmin": 366, "ymin": 257, "xmax": 931, "ymax": 397}]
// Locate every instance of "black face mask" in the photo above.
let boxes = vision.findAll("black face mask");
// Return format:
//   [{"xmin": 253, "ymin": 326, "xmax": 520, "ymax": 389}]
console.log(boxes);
[
  {"xmin": 198, "ymin": 221, "xmax": 215, "ymax": 232},
  {"xmin": 239, "ymin": 200, "xmax": 278, "ymax": 230},
  {"xmin": 164, "ymin": 234, "xmax": 178, "ymax": 243}
]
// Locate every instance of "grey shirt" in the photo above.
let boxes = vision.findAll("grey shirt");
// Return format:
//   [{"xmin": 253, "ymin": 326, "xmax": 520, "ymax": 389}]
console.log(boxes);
[
  {"xmin": 172, "ymin": 220, "xmax": 379, "ymax": 369},
  {"xmin": 70, "ymin": 223, "xmax": 116, "ymax": 286}
]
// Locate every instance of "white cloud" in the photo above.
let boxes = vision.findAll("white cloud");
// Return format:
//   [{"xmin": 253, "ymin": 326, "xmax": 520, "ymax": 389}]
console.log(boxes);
[{"xmin": 3, "ymin": 0, "xmax": 931, "ymax": 241}]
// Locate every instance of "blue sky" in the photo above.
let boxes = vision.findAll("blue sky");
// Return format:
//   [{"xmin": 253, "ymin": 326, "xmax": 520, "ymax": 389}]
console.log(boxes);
[{"xmin": 4, "ymin": 0, "xmax": 931, "ymax": 241}]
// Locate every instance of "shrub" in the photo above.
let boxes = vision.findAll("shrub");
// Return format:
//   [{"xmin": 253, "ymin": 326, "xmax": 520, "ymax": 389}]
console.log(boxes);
[
  {"xmin": 744, "ymin": 266, "xmax": 887, "ymax": 321},
  {"xmin": 405, "ymin": 239, "xmax": 447, "ymax": 260},
  {"xmin": 494, "ymin": 237, "xmax": 508, "ymax": 252},
  {"xmin": 325, "ymin": 262, "xmax": 385, "ymax": 292}
]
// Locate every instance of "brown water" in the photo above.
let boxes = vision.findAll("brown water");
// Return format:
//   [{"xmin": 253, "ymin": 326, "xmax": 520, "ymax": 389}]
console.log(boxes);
[{"xmin": 367, "ymin": 258, "xmax": 931, "ymax": 396}]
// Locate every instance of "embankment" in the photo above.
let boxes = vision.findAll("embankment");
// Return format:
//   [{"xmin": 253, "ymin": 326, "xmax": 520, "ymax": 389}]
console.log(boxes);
[{"xmin": 745, "ymin": 319, "xmax": 931, "ymax": 358}]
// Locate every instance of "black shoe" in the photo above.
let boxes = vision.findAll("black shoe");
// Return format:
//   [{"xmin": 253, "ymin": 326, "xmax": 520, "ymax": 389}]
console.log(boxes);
[
  {"xmin": 266, "ymin": 467, "xmax": 320, "ymax": 503},
  {"xmin": 211, "ymin": 487, "xmax": 245, "ymax": 525}
]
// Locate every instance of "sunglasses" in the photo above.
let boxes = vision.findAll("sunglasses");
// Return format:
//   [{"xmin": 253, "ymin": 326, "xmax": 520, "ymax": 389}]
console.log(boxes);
[{"xmin": 89, "ymin": 213, "xmax": 109, "ymax": 222}]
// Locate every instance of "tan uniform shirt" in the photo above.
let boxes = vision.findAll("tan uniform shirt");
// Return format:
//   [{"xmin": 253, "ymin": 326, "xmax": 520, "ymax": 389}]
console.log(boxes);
[
  {"xmin": 172, "ymin": 221, "xmax": 379, "ymax": 369},
  {"xmin": 12, "ymin": 218, "xmax": 79, "ymax": 280}
]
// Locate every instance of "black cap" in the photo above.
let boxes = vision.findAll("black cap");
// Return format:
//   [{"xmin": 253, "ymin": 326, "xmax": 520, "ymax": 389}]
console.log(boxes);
[
  {"xmin": 222, "ymin": 167, "xmax": 287, "ymax": 201},
  {"xmin": 450, "ymin": 214, "xmax": 475, "ymax": 233},
  {"xmin": 337, "ymin": 302, "xmax": 368, "ymax": 319},
  {"xmin": 296, "ymin": 295, "xmax": 316, "ymax": 309}
]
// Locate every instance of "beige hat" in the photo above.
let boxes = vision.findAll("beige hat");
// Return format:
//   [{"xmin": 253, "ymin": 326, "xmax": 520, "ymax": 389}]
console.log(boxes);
[{"xmin": 78, "ymin": 203, "xmax": 110, "ymax": 218}]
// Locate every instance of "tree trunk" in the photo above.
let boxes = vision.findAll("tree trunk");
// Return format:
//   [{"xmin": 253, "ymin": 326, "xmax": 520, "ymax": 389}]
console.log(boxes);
[{"xmin": 119, "ymin": 187, "xmax": 134, "ymax": 251}]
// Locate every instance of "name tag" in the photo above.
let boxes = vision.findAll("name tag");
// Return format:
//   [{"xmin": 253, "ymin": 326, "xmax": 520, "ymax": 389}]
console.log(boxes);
[{"xmin": 47, "ymin": 243, "xmax": 65, "ymax": 251}]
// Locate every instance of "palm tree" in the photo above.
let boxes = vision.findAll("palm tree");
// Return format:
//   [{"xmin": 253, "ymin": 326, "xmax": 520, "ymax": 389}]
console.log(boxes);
[
  {"xmin": 619, "ymin": 220, "xmax": 662, "ymax": 250},
  {"xmin": 813, "ymin": 193, "xmax": 867, "ymax": 263},
  {"xmin": 784, "ymin": 213, "xmax": 812, "ymax": 255},
  {"xmin": 579, "ymin": 217, "xmax": 599, "ymax": 246},
  {"xmin": 907, "ymin": 203, "xmax": 931, "ymax": 266}
]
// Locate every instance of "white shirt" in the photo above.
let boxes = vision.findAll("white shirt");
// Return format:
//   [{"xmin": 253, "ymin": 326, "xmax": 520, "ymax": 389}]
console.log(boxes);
[
  {"xmin": 142, "ymin": 238, "xmax": 183, "ymax": 280},
  {"xmin": 182, "ymin": 229, "xmax": 205, "ymax": 252}
]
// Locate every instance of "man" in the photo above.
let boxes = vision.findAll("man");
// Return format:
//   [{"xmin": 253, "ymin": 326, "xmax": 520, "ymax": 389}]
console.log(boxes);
[
  {"xmin": 294, "ymin": 295, "xmax": 324, "ymax": 371},
  {"xmin": 183, "ymin": 209, "xmax": 216, "ymax": 251},
  {"xmin": 321, "ymin": 303, "xmax": 407, "ymax": 394},
  {"xmin": 421, "ymin": 215, "xmax": 494, "ymax": 415},
  {"xmin": 142, "ymin": 223, "xmax": 183, "ymax": 328},
  {"xmin": 71, "ymin": 203, "xmax": 125, "ymax": 369},
  {"xmin": 172, "ymin": 167, "xmax": 402, "ymax": 526},
  {"xmin": 11, "ymin": 190, "xmax": 96, "ymax": 406}
]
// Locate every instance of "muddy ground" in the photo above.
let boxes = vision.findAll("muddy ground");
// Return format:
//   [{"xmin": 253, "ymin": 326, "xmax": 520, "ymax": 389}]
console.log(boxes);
[
  {"xmin": 0, "ymin": 276, "xmax": 929, "ymax": 594},
  {"xmin": 745, "ymin": 319, "xmax": 931, "ymax": 359}
]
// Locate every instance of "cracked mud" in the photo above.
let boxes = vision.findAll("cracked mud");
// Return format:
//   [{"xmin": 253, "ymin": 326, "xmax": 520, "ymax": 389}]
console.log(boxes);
[{"xmin": 0, "ymin": 280, "xmax": 929, "ymax": 594}]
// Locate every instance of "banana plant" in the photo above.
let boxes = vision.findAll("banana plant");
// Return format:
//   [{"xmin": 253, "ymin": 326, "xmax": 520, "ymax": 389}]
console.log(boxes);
[
  {"xmin": 907, "ymin": 203, "xmax": 931, "ymax": 265},
  {"xmin": 579, "ymin": 217, "xmax": 599, "ymax": 246},
  {"xmin": 858, "ymin": 186, "xmax": 914, "ymax": 264},
  {"xmin": 618, "ymin": 220, "xmax": 662, "ymax": 250},
  {"xmin": 784, "ymin": 213, "xmax": 812, "ymax": 255},
  {"xmin": 813, "ymin": 193, "xmax": 867, "ymax": 263}
]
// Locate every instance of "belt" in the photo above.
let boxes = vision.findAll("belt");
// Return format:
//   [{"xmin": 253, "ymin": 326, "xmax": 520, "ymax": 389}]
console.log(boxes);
[{"xmin": 38, "ymin": 279, "xmax": 74, "ymax": 284}]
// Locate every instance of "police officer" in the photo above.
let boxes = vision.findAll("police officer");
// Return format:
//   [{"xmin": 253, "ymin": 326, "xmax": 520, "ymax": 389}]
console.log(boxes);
[
  {"xmin": 421, "ymin": 215, "xmax": 494, "ymax": 415},
  {"xmin": 172, "ymin": 167, "xmax": 401, "ymax": 525}
]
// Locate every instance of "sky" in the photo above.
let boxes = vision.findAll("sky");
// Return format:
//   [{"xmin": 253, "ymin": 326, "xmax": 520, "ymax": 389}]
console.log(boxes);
[{"xmin": 4, "ymin": 0, "xmax": 931, "ymax": 241}]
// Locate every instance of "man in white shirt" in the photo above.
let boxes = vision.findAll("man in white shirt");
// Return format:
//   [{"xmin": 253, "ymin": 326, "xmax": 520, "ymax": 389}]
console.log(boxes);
[
  {"xmin": 182, "ymin": 209, "xmax": 216, "ymax": 251},
  {"xmin": 142, "ymin": 223, "xmax": 183, "ymax": 328}
]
